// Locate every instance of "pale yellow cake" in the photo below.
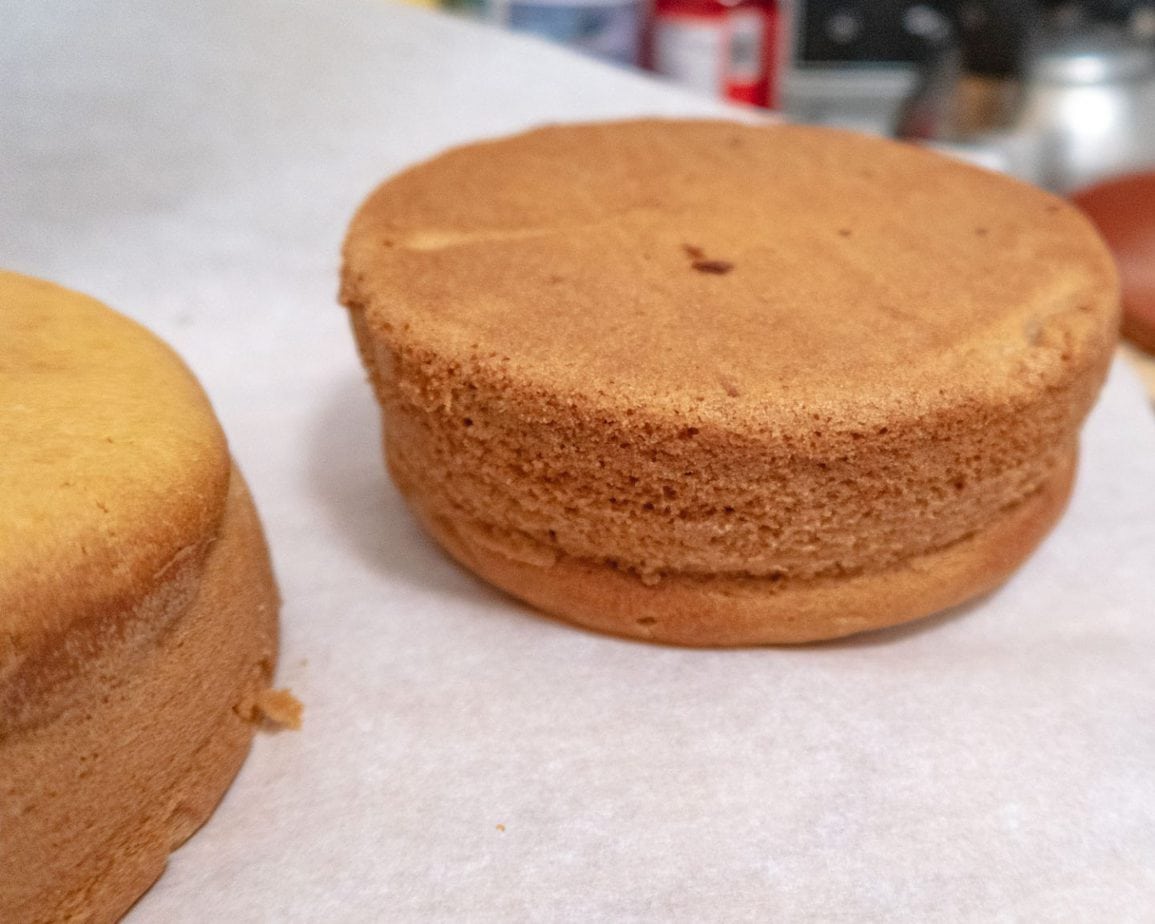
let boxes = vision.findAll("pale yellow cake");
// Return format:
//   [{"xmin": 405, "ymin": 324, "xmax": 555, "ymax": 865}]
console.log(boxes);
[
  {"xmin": 0, "ymin": 272, "xmax": 279, "ymax": 921},
  {"xmin": 341, "ymin": 120, "xmax": 1119, "ymax": 645}
]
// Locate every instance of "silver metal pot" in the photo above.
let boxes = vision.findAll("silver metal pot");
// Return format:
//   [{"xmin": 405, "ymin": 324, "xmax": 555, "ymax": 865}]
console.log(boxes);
[{"xmin": 1018, "ymin": 27, "xmax": 1155, "ymax": 190}]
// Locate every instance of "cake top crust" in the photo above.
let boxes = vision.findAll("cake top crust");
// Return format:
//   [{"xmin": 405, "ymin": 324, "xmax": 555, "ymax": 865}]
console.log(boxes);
[
  {"xmin": 344, "ymin": 120, "xmax": 1118, "ymax": 431},
  {"xmin": 0, "ymin": 271, "xmax": 229, "ymax": 652}
]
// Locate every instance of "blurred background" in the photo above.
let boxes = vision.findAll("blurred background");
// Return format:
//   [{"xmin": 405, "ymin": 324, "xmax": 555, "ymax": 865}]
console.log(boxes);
[
  {"xmin": 408, "ymin": 0, "xmax": 1155, "ymax": 191},
  {"xmin": 402, "ymin": 0, "xmax": 1155, "ymax": 374}
]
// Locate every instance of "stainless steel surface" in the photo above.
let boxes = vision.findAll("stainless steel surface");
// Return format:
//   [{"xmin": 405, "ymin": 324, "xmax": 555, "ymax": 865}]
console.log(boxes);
[
  {"xmin": 782, "ymin": 66, "xmax": 918, "ymax": 134},
  {"xmin": 891, "ymin": 16, "xmax": 1155, "ymax": 190},
  {"xmin": 781, "ymin": 0, "xmax": 949, "ymax": 134},
  {"xmin": 1020, "ymin": 27, "xmax": 1155, "ymax": 190},
  {"xmin": 1034, "ymin": 28, "xmax": 1155, "ymax": 81}
]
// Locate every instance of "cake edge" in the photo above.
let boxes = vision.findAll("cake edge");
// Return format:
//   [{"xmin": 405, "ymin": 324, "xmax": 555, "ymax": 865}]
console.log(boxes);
[
  {"xmin": 0, "ymin": 464, "xmax": 280, "ymax": 923},
  {"xmin": 394, "ymin": 448, "xmax": 1077, "ymax": 646}
]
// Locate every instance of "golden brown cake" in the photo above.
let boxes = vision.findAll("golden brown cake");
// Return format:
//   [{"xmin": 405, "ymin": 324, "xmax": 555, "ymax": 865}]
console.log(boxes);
[
  {"xmin": 340, "ymin": 120, "xmax": 1119, "ymax": 646},
  {"xmin": 0, "ymin": 272, "xmax": 279, "ymax": 922}
]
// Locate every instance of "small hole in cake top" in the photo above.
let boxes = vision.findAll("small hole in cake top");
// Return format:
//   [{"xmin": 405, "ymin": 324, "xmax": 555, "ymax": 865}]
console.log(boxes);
[{"xmin": 692, "ymin": 259, "xmax": 734, "ymax": 275}]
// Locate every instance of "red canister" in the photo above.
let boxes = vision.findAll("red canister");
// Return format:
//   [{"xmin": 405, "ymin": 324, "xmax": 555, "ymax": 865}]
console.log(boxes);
[{"xmin": 647, "ymin": 0, "xmax": 781, "ymax": 109}]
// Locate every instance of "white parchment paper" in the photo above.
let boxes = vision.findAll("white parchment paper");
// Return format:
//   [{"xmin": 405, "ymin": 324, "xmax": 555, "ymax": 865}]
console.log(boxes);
[{"xmin": 3, "ymin": 1, "xmax": 1154, "ymax": 919}]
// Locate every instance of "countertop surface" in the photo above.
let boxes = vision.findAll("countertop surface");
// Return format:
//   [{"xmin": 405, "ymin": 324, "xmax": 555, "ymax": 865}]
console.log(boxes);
[{"xmin": 4, "ymin": 1, "xmax": 1155, "ymax": 920}]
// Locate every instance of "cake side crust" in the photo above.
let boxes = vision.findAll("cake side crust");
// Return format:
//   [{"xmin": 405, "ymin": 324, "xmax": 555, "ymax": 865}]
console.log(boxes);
[
  {"xmin": 395, "ymin": 448, "xmax": 1076, "ymax": 646},
  {"xmin": 0, "ymin": 466, "xmax": 279, "ymax": 923},
  {"xmin": 347, "ymin": 292, "xmax": 1108, "ymax": 586}
]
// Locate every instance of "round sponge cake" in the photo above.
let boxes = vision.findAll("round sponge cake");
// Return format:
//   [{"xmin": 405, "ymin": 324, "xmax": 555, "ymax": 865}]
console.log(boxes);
[
  {"xmin": 340, "ymin": 120, "xmax": 1119, "ymax": 645},
  {"xmin": 0, "ymin": 272, "xmax": 279, "ymax": 921}
]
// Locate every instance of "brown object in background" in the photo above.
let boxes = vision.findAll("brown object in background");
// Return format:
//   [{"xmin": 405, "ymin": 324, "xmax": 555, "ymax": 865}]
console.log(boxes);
[{"xmin": 1072, "ymin": 172, "xmax": 1155, "ymax": 355}]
